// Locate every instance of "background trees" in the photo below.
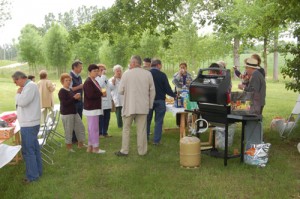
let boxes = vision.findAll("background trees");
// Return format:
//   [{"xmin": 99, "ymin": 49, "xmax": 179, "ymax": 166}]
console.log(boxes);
[
  {"xmin": 43, "ymin": 24, "xmax": 71, "ymax": 74},
  {"xmin": 1, "ymin": 0, "xmax": 300, "ymax": 88},
  {"xmin": 18, "ymin": 25, "xmax": 44, "ymax": 73}
]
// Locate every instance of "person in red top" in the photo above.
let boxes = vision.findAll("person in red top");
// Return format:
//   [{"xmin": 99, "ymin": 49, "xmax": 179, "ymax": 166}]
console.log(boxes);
[
  {"xmin": 83, "ymin": 64, "xmax": 106, "ymax": 154},
  {"xmin": 58, "ymin": 73, "xmax": 85, "ymax": 152}
]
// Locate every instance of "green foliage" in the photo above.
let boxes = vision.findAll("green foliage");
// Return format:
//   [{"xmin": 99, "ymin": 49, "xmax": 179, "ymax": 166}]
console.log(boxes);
[
  {"xmin": 72, "ymin": 37, "xmax": 100, "ymax": 65},
  {"xmin": 43, "ymin": 23, "xmax": 71, "ymax": 74},
  {"xmin": 89, "ymin": 0, "xmax": 183, "ymax": 45},
  {"xmin": 137, "ymin": 29, "xmax": 161, "ymax": 59},
  {"xmin": 281, "ymin": 43, "xmax": 300, "ymax": 92},
  {"xmin": 99, "ymin": 34, "xmax": 133, "ymax": 68},
  {"xmin": 18, "ymin": 24, "xmax": 44, "ymax": 73},
  {"xmin": 41, "ymin": 6, "xmax": 99, "ymax": 34},
  {"xmin": 0, "ymin": 73, "xmax": 299, "ymax": 198}
]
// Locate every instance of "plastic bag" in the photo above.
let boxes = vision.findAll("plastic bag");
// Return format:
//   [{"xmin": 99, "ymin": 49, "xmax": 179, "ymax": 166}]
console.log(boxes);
[
  {"xmin": 244, "ymin": 143, "xmax": 271, "ymax": 167},
  {"xmin": 270, "ymin": 117, "xmax": 285, "ymax": 133},
  {"xmin": 214, "ymin": 124, "xmax": 236, "ymax": 150}
]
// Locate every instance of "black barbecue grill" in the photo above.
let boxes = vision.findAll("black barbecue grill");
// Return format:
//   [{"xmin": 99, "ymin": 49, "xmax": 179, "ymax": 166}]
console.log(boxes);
[
  {"xmin": 189, "ymin": 68, "xmax": 261, "ymax": 166},
  {"xmin": 189, "ymin": 68, "xmax": 231, "ymax": 124}
]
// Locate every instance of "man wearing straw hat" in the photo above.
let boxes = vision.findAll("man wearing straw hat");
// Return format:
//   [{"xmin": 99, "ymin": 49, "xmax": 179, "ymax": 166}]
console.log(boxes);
[
  {"xmin": 238, "ymin": 57, "xmax": 266, "ymax": 150},
  {"xmin": 238, "ymin": 57, "xmax": 266, "ymax": 115}
]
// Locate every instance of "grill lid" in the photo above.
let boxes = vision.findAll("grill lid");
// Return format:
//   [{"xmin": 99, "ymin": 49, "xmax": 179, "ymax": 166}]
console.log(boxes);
[{"xmin": 189, "ymin": 68, "xmax": 231, "ymax": 105}]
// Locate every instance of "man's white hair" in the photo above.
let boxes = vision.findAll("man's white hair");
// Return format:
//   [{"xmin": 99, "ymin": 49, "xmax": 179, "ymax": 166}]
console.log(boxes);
[{"xmin": 113, "ymin": 64, "xmax": 123, "ymax": 72}]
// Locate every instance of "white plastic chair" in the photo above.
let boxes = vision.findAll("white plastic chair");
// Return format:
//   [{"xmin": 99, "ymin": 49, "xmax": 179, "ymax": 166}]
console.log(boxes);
[{"xmin": 281, "ymin": 95, "xmax": 300, "ymax": 138}]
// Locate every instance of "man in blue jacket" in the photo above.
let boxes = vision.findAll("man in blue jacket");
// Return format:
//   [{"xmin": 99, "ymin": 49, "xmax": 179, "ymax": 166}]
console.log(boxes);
[{"xmin": 147, "ymin": 59, "xmax": 176, "ymax": 145}]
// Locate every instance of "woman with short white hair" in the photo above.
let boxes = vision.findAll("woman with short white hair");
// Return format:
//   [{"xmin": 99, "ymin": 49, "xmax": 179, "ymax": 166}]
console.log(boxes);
[{"xmin": 109, "ymin": 64, "xmax": 124, "ymax": 128}]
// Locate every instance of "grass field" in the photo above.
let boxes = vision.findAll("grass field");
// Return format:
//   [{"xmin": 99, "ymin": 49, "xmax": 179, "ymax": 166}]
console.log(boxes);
[
  {"xmin": 0, "ymin": 57, "xmax": 300, "ymax": 198},
  {"xmin": 0, "ymin": 60, "xmax": 17, "ymax": 67}
]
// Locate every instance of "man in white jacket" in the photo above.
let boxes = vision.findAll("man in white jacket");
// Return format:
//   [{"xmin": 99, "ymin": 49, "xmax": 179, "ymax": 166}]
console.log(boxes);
[{"xmin": 10, "ymin": 71, "xmax": 42, "ymax": 184}]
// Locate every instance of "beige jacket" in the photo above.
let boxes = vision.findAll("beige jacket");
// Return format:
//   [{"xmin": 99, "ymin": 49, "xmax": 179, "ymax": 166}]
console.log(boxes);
[
  {"xmin": 37, "ymin": 79, "xmax": 56, "ymax": 108},
  {"xmin": 119, "ymin": 67, "xmax": 155, "ymax": 117}
]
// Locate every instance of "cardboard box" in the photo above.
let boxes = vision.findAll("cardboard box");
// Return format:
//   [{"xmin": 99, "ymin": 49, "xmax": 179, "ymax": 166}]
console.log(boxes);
[{"xmin": 0, "ymin": 127, "xmax": 14, "ymax": 139}]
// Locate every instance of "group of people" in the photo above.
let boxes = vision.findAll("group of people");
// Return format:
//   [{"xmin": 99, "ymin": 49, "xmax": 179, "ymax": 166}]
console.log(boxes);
[
  {"xmin": 58, "ymin": 62, "xmax": 124, "ymax": 154},
  {"xmin": 9, "ymin": 53, "xmax": 266, "ymax": 184}
]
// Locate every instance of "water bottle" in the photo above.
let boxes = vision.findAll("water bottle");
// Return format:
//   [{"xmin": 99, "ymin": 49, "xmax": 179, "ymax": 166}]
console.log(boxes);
[
  {"xmin": 181, "ymin": 85, "xmax": 188, "ymax": 108},
  {"xmin": 181, "ymin": 85, "xmax": 188, "ymax": 99}
]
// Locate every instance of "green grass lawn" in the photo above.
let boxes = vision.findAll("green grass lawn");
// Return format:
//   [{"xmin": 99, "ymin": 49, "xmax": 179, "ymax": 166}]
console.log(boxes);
[
  {"xmin": 0, "ymin": 67, "xmax": 300, "ymax": 198},
  {"xmin": 0, "ymin": 60, "xmax": 17, "ymax": 67}
]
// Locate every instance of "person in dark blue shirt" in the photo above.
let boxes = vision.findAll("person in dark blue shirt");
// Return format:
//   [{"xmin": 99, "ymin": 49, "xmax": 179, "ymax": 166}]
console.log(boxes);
[
  {"xmin": 70, "ymin": 60, "xmax": 83, "ymax": 144},
  {"xmin": 147, "ymin": 59, "xmax": 176, "ymax": 145}
]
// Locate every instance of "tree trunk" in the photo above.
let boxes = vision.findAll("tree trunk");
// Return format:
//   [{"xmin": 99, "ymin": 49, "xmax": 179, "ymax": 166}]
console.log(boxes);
[
  {"xmin": 263, "ymin": 37, "xmax": 268, "ymax": 77},
  {"xmin": 233, "ymin": 37, "xmax": 240, "ymax": 78},
  {"xmin": 273, "ymin": 29, "xmax": 279, "ymax": 81}
]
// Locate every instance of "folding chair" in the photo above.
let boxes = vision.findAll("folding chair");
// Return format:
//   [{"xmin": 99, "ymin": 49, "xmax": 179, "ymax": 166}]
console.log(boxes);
[
  {"xmin": 38, "ymin": 113, "xmax": 54, "ymax": 165},
  {"xmin": 47, "ymin": 109, "xmax": 64, "ymax": 147},
  {"xmin": 281, "ymin": 94, "xmax": 300, "ymax": 138}
]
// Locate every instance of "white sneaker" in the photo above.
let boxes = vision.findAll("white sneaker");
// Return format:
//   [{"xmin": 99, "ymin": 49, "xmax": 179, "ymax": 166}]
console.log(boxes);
[
  {"xmin": 297, "ymin": 143, "xmax": 300, "ymax": 153},
  {"xmin": 93, "ymin": 149, "xmax": 106, "ymax": 154}
]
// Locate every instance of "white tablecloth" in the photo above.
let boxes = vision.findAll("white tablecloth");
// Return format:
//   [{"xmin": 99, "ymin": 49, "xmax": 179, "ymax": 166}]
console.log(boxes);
[
  {"xmin": 0, "ymin": 144, "xmax": 21, "ymax": 168},
  {"xmin": 166, "ymin": 104, "xmax": 185, "ymax": 116}
]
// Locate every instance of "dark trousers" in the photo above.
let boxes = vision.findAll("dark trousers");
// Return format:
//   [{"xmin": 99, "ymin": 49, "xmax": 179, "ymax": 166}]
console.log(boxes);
[
  {"xmin": 72, "ymin": 101, "xmax": 83, "ymax": 143},
  {"xmin": 115, "ymin": 106, "xmax": 123, "ymax": 128},
  {"xmin": 99, "ymin": 109, "xmax": 111, "ymax": 136},
  {"xmin": 147, "ymin": 100, "xmax": 166, "ymax": 143}
]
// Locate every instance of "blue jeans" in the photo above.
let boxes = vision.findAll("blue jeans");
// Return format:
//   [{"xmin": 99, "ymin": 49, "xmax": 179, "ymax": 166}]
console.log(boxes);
[
  {"xmin": 21, "ymin": 125, "xmax": 43, "ymax": 181},
  {"xmin": 72, "ymin": 101, "xmax": 83, "ymax": 143},
  {"xmin": 99, "ymin": 109, "xmax": 111, "ymax": 135},
  {"xmin": 147, "ymin": 100, "xmax": 166, "ymax": 143}
]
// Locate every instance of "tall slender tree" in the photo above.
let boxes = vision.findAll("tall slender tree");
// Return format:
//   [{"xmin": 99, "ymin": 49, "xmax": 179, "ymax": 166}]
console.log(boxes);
[
  {"xmin": 18, "ymin": 24, "xmax": 44, "ymax": 73},
  {"xmin": 43, "ymin": 23, "xmax": 71, "ymax": 74}
]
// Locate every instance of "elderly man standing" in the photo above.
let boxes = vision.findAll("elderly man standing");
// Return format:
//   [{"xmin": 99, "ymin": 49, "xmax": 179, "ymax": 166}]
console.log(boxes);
[
  {"xmin": 238, "ymin": 57, "xmax": 266, "ymax": 150},
  {"xmin": 70, "ymin": 60, "xmax": 84, "ymax": 144},
  {"xmin": 11, "ymin": 71, "xmax": 42, "ymax": 184},
  {"xmin": 115, "ymin": 55, "xmax": 155, "ymax": 156},
  {"xmin": 147, "ymin": 59, "xmax": 176, "ymax": 145}
]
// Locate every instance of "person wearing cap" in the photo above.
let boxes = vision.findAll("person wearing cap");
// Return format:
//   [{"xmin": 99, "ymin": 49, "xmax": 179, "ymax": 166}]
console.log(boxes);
[
  {"xmin": 238, "ymin": 57, "xmax": 266, "ymax": 150},
  {"xmin": 147, "ymin": 59, "xmax": 176, "ymax": 145},
  {"xmin": 233, "ymin": 54, "xmax": 265, "ymax": 85}
]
